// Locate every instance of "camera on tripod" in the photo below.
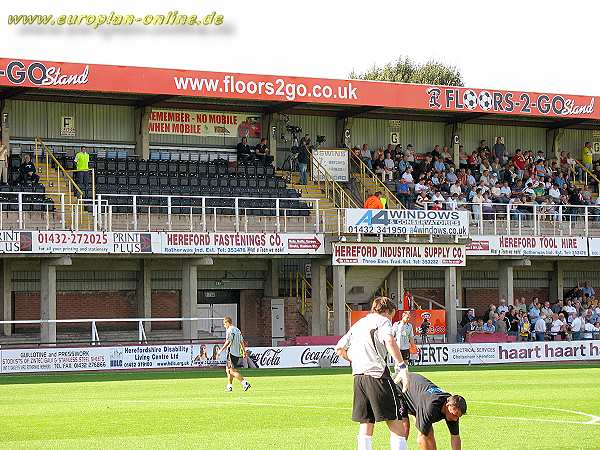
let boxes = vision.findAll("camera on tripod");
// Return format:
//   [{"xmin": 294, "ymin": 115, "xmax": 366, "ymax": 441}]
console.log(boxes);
[{"xmin": 286, "ymin": 125, "xmax": 302, "ymax": 134}]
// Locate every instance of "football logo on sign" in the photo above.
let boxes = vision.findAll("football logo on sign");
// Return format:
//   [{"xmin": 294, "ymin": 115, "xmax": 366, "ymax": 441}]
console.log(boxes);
[
  {"xmin": 463, "ymin": 90, "xmax": 478, "ymax": 110},
  {"xmin": 478, "ymin": 91, "xmax": 493, "ymax": 111}
]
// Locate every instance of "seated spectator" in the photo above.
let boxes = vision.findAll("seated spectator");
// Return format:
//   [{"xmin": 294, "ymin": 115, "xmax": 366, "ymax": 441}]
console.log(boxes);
[
  {"xmin": 445, "ymin": 167, "xmax": 458, "ymax": 184},
  {"xmin": 430, "ymin": 200, "xmax": 443, "ymax": 210},
  {"xmin": 403, "ymin": 144, "xmax": 415, "ymax": 164},
  {"xmin": 401, "ymin": 166, "xmax": 414, "ymax": 186},
  {"xmin": 433, "ymin": 156, "xmax": 446, "ymax": 172},
  {"xmin": 364, "ymin": 191, "xmax": 383, "ymax": 209},
  {"xmin": 582, "ymin": 281, "xmax": 595, "ymax": 298},
  {"xmin": 414, "ymin": 177, "xmax": 428, "ymax": 195},
  {"xmin": 396, "ymin": 179, "xmax": 412, "ymax": 206},
  {"xmin": 466, "ymin": 169, "xmax": 476, "ymax": 187},
  {"xmin": 414, "ymin": 191, "xmax": 428, "ymax": 209},
  {"xmin": 18, "ymin": 155, "xmax": 40, "ymax": 185},
  {"xmin": 373, "ymin": 152, "xmax": 386, "ymax": 178},
  {"xmin": 360, "ymin": 144, "xmax": 372, "ymax": 169},
  {"xmin": 450, "ymin": 180, "xmax": 462, "ymax": 196},
  {"xmin": 482, "ymin": 319, "xmax": 496, "ymax": 334},
  {"xmin": 382, "ymin": 152, "xmax": 395, "ymax": 182},
  {"xmin": 396, "ymin": 154, "xmax": 409, "ymax": 175},
  {"xmin": 468, "ymin": 318, "xmax": 484, "ymax": 335},
  {"xmin": 254, "ymin": 138, "xmax": 273, "ymax": 165},
  {"xmin": 236, "ymin": 137, "xmax": 253, "ymax": 162},
  {"xmin": 441, "ymin": 146, "xmax": 453, "ymax": 164}
]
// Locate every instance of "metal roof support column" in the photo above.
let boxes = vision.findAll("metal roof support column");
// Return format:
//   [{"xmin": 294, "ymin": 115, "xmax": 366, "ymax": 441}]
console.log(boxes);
[
  {"xmin": 336, "ymin": 117, "xmax": 352, "ymax": 148},
  {"xmin": 181, "ymin": 257, "xmax": 213, "ymax": 341},
  {"xmin": 264, "ymin": 259, "xmax": 279, "ymax": 298},
  {"xmin": 1, "ymin": 259, "xmax": 11, "ymax": 336},
  {"xmin": 263, "ymin": 113, "xmax": 277, "ymax": 166},
  {"xmin": 137, "ymin": 259, "xmax": 152, "ymax": 333},
  {"xmin": 549, "ymin": 261, "xmax": 564, "ymax": 303},
  {"xmin": 135, "ymin": 107, "xmax": 151, "ymax": 160},
  {"xmin": 498, "ymin": 261, "xmax": 514, "ymax": 307},
  {"xmin": 444, "ymin": 267, "xmax": 458, "ymax": 343},
  {"xmin": 0, "ymin": 100, "xmax": 10, "ymax": 153},
  {"xmin": 333, "ymin": 265, "xmax": 347, "ymax": 335},
  {"xmin": 546, "ymin": 128, "xmax": 564, "ymax": 160},
  {"xmin": 40, "ymin": 256, "xmax": 72, "ymax": 345},
  {"xmin": 311, "ymin": 258, "xmax": 328, "ymax": 336}
]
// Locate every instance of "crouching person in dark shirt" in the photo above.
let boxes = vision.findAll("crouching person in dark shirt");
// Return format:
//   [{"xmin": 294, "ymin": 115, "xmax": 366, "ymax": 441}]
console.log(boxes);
[{"xmin": 395, "ymin": 372, "xmax": 466, "ymax": 450}]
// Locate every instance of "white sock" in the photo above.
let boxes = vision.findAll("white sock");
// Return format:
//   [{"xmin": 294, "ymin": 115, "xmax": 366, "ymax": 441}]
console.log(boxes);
[
  {"xmin": 242, "ymin": 380, "xmax": 248, "ymax": 385},
  {"xmin": 357, "ymin": 435, "xmax": 372, "ymax": 450},
  {"xmin": 226, "ymin": 384, "xmax": 232, "ymax": 389},
  {"xmin": 390, "ymin": 432, "xmax": 407, "ymax": 450}
]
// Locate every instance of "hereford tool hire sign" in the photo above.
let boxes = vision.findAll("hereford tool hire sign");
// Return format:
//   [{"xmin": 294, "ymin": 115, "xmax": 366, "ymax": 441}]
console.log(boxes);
[
  {"xmin": 466, "ymin": 235, "xmax": 588, "ymax": 257},
  {"xmin": 332, "ymin": 242, "xmax": 466, "ymax": 266},
  {"xmin": 345, "ymin": 209, "xmax": 469, "ymax": 237}
]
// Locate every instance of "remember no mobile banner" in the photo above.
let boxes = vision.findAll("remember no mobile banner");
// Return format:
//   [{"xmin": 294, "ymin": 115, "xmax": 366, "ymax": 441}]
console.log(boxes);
[{"xmin": 332, "ymin": 242, "xmax": 466, "ymax": 266}]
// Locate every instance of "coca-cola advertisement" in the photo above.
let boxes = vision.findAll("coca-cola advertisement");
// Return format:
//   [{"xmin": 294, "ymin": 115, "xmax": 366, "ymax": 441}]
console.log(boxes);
[{"xmin": 248, "ymin": 346, "xmax": 347, "ymax": 369}]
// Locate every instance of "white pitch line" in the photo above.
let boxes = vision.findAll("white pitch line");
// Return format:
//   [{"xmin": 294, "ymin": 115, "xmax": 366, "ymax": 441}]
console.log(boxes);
[
  {"xmin": 114, "ymin": 398, "xmax": 600, "ymax": 426},
  {"xmin": 470, "ymin": 400, "xmax": 600, "ymax": 425}
]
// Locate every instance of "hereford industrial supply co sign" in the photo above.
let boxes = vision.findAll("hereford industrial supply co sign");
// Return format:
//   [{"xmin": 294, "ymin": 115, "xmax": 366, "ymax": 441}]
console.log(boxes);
[{"xmin": 332, "ymin": 242, "xmax": 466, "ymax": 266}]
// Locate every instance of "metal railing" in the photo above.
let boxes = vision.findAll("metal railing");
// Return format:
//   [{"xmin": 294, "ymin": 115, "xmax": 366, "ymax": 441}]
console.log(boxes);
[
  {"xmin": 0, "ymin": 317, "xmax": 224, "ymax": 346},
  {"xmin": 574, "ymin": 158, "xmax": 600, "ymax": 194},
  {"xmin": 309, "ymin": 151, "xmax": 359, "ymax": 209},
  {"xmin": 96, "ymin": 194, "xmax": 322, "ymax": 233},
  {"xmin": 349, "ymin": 151, "xmax": 404, "ymax": 209},
  {"xmin": 7, "ymin": 190, "xmax": 600, "ymax": 237},
  {"xmin": 424, "ymin": 200, "xmax": 600, "ymax": 237}
]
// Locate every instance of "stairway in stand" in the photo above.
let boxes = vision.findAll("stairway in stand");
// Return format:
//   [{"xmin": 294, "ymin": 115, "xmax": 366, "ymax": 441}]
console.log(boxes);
[
  {"xmin": 37, "ymin": 163, "xmax": 94, "ymax": 230},
  {"xmin": 278, "ymin": 170, "xmax": 339, "ymax": 231}
]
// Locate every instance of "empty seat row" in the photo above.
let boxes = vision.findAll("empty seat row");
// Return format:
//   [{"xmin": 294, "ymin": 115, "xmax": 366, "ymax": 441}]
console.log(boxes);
[{"xmin": 96, "ymin": 174, "xmax": 286, "ymax": 189}]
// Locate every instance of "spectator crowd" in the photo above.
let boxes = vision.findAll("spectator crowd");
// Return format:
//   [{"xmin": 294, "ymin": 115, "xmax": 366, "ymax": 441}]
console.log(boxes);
[
  {"xmin": 352, "ymin": 140, "xmax": 600, "ymax": 219},
  {"xmin": 459, "ymin": 281, "xmax": 600, "ymax": 342}
]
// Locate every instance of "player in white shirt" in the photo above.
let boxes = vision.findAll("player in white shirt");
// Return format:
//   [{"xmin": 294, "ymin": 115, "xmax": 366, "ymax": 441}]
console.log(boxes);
[
  {"xmin": 336, "ymin": 297, "xmax": 409, "ymax": 450},
  {"xmin": 218, "ymin": 316, "xmax": 251, "ymax": 392}
]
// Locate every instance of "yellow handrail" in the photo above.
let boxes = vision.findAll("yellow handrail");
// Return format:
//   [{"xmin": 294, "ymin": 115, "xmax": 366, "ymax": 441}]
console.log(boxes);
[
  {"xmin": 309, "ymin": 150, "xmax": 359, "ymax": 209},
  {"xmin": 36, "ymin": 138, "xmax": 91, "ymax": 229},
  {"xmin": 574, "ymin": 159, "xmax": 600, "ymax": 194},
  {"xmin": 349, "ymin": 151, "xmax": 404, "ymax": 209}
]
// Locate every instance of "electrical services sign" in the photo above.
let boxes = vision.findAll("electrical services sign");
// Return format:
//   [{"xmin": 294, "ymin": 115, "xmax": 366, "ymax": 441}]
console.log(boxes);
[
  {"xmin": 332, "ymin": 242, "xmax": 466, "ymax": 266},
  {"xmin": 466, "ymin": 235, "xmax": 588, "ymax": 257},
  {"xmin": 148, "ymin": 109, "xmax": 262, "ymax": 138},
  {"xmin": 312, "ymin": 149, "xmax": 349, "ymax": 182},
  {"xmin": 414, "ymin": 340, "xmax": 600, "ymax": 366},
  {"xmin": 344, "ymin": 209, "xmax": 469, "ymax": 237}
]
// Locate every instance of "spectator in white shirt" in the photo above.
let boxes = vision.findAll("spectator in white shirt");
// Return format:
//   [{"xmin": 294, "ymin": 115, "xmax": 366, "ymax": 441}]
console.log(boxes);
[
  {"xmin": 447, "ymin": 193, "xmax": 458, "ymax": 210},
  {"xmin": 582, "ymin": 320, "xmax": 599, "ymax": 340},
  {"xmin": 401, "ymin": 167, "xmax": 414, "ymax": 184},
  {"xmin": 549, "ymin": 184, "xmax": 561, "ymax": 200},
  {"xmin": 500, "ymin": 182, "xmax": 512, "ymax": 197},
  {"xmin": 414, "ymin": 180, "xmax": 428, "ymax": 194},
  {"xmin": 549, "ymin": 313, "xmax": 566, "ymax": 340},
  {"xmin": 450, "ymin": 181, "xmax": 462, "ymax": 196},
  {"xmin": 431, "ymin": 191, "xmax": 444, "ymax": 203},
  {"xmin": 497, "ymin": 299, "xmax": 509, "ymax": 314},
  {"xmin": 570, "ymin": 312, "xmax": 583, "ymax": 340},
  {"xmin": 534, "ymin": 315, "xmax": 547, "ymax": 341},
  {"xmin": 382, "ymin": 152, "xmax": 395, "ymax": 182}
]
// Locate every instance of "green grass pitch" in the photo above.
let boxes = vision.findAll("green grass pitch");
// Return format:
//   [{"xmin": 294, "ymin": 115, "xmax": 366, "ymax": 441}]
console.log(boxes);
[{"xmin": 1, "ymin": 364, "xmax": 599, "ymax": 449}]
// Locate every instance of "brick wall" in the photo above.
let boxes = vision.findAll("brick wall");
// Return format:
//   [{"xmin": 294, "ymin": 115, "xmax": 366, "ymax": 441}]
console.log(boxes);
[
  {"xmin": 464, "ymin": 288, "xmax": 550, "ymax": 317},
  {"xmin": 14, "ymin": 291, "xmax": 138, "ymax": 331},
  {"xmin": 151, "ymin": 290, "xmax": 180, "ymax": 330},
  {"xmin": 284, "ymin": 298, "xmax": 309, "ymax": 339},
  {"xmin": 412, "ymin": 289, "xmax": 445, "ymax": 309},
  {"xmin": 239, "ymin": 290, "xmax": 271, "ymax": 346}
]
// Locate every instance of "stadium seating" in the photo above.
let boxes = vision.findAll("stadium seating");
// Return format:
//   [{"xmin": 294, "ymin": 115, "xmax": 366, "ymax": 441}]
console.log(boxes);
[{"xmin": 91, "ymin": 155, "xmax": 310, "ymax": 217}]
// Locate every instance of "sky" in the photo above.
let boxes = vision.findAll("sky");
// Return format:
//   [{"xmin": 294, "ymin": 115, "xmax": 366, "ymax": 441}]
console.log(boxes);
[{"xmin": 0, "ymin": 0, "xmax": 598, "ymax": 95}]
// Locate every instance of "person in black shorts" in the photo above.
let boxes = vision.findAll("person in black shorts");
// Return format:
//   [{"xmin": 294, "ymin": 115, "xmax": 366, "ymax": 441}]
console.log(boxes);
[
  {"xmin": 218, "ymin": 317, "xmax": 251, "ymax": 392},
  {"xmin": 336, "ymin": 297, "xmax": 410, "ymax": 450},
  {"xmin": 395, "ymin": 372, "xmax": 466, "ymax": 450}
]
